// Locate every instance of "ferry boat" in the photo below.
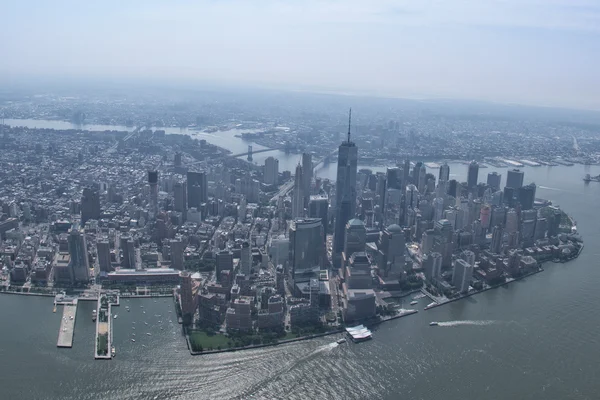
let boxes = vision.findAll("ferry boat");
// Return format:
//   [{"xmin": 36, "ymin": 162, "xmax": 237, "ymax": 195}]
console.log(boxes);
[
  {"xmin": 92, "ymin": 310, "xmax": 97, "ymax": 321},
  {"xmin": 111, "ymin": 346, "xmax": 116, "ymax": 357},
  {"xmin": 410, "ymin": 301, "xmax": 418, "ymax": 306},
  {"xmin": 429, "ymin": 322, "xmax": 439, "ymax": 326}
]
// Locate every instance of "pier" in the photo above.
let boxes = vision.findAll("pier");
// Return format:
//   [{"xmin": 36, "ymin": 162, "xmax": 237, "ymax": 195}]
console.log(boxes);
[
  {"xmin": 94, "ymin": 292, "xmax": 119, "ymax": 360},
  {"xmin": 57, "ymin": 299, "xmax": 78, "ymax": 348}
]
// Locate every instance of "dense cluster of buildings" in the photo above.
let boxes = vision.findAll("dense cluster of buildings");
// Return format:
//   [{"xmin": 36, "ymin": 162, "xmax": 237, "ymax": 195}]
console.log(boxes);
[{"xmin": 0, "ymin": 102, "xmax": 584, "ymax": 339}]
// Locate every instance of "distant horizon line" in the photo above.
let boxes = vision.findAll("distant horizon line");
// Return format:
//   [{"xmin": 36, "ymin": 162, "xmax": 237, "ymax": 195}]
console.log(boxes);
[{"xmin": 2, "ymin": 73, "xmax": 600, "ymax": 115}]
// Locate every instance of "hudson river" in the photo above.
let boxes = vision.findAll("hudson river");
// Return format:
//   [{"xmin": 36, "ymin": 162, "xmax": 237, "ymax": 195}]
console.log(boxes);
[{"xmin": 2, "ymin": 119, "xmax": 600, "ymax": 399}]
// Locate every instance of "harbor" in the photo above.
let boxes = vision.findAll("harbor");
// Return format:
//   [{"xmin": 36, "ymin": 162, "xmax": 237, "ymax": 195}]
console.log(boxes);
[{"xmin": 56, "ymin": 299, "xmax": 78, "ymax": 348}]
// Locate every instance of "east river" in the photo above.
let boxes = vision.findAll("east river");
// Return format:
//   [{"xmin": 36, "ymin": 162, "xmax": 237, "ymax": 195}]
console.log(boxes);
[{"xmin": 2, "ymin": 119, "xmax": 600, "ymax": 399}]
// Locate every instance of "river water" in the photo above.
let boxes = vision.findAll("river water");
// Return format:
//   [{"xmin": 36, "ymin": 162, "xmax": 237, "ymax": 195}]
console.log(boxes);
[{"xmin": 3, "ymin": 119, "xmax": 600, "ymax": 399}]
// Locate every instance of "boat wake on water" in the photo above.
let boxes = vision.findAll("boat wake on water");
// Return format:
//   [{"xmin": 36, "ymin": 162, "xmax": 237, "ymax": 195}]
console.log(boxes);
[
  {"xmin": 234, "ymin": 341, "xmax": 341, "ymax": 399},
  {"xmin": 437, "ymin": 320, "xmax": 499, "ymax": 327},
  {"xmin": 538, "ymin": 186, "xmax": 562, "ymax": 191}
]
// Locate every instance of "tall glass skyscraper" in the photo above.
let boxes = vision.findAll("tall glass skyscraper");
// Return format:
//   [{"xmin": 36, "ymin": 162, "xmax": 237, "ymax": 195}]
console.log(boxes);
[
  {"xmin": 467, "ymin": 161, "xmax": 479, "ymax": 189},
  {"xmin": 334, "ymin": 109, "xmax": 358, "ymax": 256}
]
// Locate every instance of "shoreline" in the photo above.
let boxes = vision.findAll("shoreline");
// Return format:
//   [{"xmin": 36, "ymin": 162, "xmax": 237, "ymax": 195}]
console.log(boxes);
[
  {"xmin": 0, "ymin": 290, "xmax": 172, "ymax": 299},
  {"xmin": 185, "ymin": 310, "xmax": 419, "ymax": 356},
  {"xmin": 423, "ymin": 267, "xmax": 545, "ymax": 311}
]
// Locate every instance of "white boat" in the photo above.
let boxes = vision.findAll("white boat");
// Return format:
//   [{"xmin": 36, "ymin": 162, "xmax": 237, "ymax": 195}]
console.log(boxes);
[
  {"xmin": 92, "ymin": 309, "xmax": 97, "ymax": 321},
  {"xmin": 410, "ymin": 301, "xmax": 418, "ymax": 306},
  {"xmin": 336, "ymin": 338, "xmax": 346, "ymax": 344},
  {"xmin": 113, "ymin": 314, "xmax": 118, "ymax": 319},
  {"xmin": 146, "ymin": 332, "xmax": 151, "ymax": 336},
  {"xmin": 426, "ymin": 302, "xmax": 437, "ymax": 308},
  {"xmin": 111, "ymin": 346, "xmax": 116, "ymax": 357},
  {"xmin": 144, "ymin": 322, "xmax": 148, "ymax": 325},
  {"xmin": 429, "ymin": 322, "xmax": 439, "ymax": 326},
  {"xmin": 131, "ymin": 339, "xmax": 136, "ymax": 342}
]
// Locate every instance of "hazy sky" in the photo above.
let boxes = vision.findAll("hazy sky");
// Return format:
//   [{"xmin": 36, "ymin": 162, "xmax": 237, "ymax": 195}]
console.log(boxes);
[{"xmin": 2, "ymin": 0, "xmax": 600, "ymax": 109}]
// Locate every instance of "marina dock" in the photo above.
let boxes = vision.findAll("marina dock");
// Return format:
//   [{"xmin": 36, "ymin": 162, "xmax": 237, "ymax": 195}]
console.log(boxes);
[{"xmin": 57, "ymin": 300, "xmax": 78, "ymax": 348}]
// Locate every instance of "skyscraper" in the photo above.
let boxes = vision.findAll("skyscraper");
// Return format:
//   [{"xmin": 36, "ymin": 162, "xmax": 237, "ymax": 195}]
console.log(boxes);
[
  {"xmin": 302, "ymin": 153, "xmax": 313, "ymax": 198},
  {"xmin": 447, "ymin": 179, "xmax": 458, "ymax": 198},
  {"xmin": 173, "ymin": 181, "xmax": 187, "ymax": 213},
  {"xmin": 491, "ymin": 225, "xmax": 504, "ymax": 254},
  {"xmin": 240, "ymin": 241, "xmax": 252, "ymax": 276},
  {"xmin": 264, "ymin": 156, "xmax": 279, "ymax": 185},
  {"xmin": 180, "ymin": 271, "xmax": 195, "ymax": 323},
  {"xmin": 216, "ymin": 250, "xmax": 234, "ymax": 275},
  {"xmin": 487, "ymin": 172, "xmax": 501, "ymax": 191},
  {"xmin": 81, "ymin": 187, "xmax": 100, "ymax": 224},
  {"xmin": 148, "ymin": 170, "xmax": 158, "ymax": 217},
  {"xmin": 120, "ymin": 235, "xmax": 136, "ymax": 269},
  {"xmin": 386, "ymin": 167, "xmax": 403, "ymax": 190},
  {"xmin": 467, "ymin": 161, "xmax": 479, "ymax": 189},
  {"xmin": 403, "ymin": 159, "xmax": 411, "ymax": 187},
  {"xmin": 68, "ymin": 224, "xmax": 89, "ymax": 282},
  {"xmin": 453, "ymin": 258, "xmax": 473, "ymax": 293},
  {"xmin": 292, "ymin": 163, "xmax": 304, "ymax": 218},
  {"xmin": 344, "ymin": 218, "xmax": 367, "ymax": 258},
  {"xmin": 418, "ymin": 164, "xmax": 427, "ymax": 193},
  {"xmin": 503, "ymin": 187, "xmax": 515, "ymax": 207},
  {"xmin": 334, "ymin": 109, "xmax": 358, "ymax": 256},
  {"xmin": 97, "ymin": 239, "xmax": 111, "ymax": 273},
  {"xmin": 439, "ymin": 162, "xmax": 450, "ymax": 182},
  {"xmin": 517, "ymin": 183, "xmax": 536, "ymax": 210},
  {"xmin": 308, "ymin": 194, "xmax": 329, "ymax": 235},
  {"xmin": 289, "ymin": 218, "xmax": 324, "ymax": 278},
  {"xmin": 507, "ymin": 169, "xmax": 525, "ymax": 189},
  {"xmin": 170, "ymin": 238, "xmax": 185, "ymax": 270},
  {"xmin": 187, "ymin": 171, "xmax": 208, "ymax": 209}
]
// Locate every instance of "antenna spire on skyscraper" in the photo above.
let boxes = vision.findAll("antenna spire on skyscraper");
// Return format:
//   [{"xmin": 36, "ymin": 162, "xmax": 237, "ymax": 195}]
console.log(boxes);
[{"xmin": 347, "ymin": 107, "xmax": 352, "ymax": 143}]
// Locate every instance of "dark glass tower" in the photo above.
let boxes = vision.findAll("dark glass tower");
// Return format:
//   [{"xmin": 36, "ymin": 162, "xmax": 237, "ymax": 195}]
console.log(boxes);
[{"xmin": 334, "ymin": 109, "xmax": 358, "ymax": 256}]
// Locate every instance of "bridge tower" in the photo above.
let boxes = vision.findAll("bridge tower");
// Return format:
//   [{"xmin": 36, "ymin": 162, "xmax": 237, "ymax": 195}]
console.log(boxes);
[{"xmin": 247, "ymin": 145, "xmax": 253, "ymax": 162}]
